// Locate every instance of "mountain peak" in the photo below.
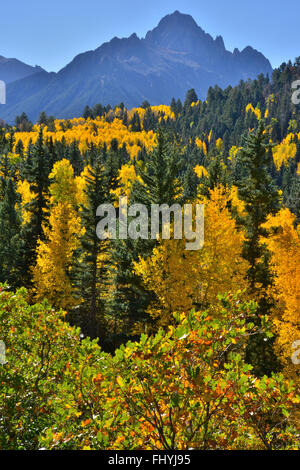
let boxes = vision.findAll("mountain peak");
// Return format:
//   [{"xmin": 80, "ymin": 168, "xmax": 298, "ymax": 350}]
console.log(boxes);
[
  {"xmin": 0, "ymin": 55, "xmax": 45, "ymax": 84},
  {"xmin": 161, "ymin": 10, "xmax": 198, "ymax": 27},
  {"xmin": 151, "ymin": 10, "xmax": 200, "ymax": 33},
  {"xmin": 145, "ymin": 11, "xmax": 208, "ymax": 51},
  {"xmin": 215, "ymin": 35, "xmax": 225, "ymax": 50}
]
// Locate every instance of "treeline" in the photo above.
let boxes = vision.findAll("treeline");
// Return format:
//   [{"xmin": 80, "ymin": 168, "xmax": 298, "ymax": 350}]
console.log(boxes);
[{"xmin": 80, "ymin": 59, "xmax": 300, "ymax": 213}]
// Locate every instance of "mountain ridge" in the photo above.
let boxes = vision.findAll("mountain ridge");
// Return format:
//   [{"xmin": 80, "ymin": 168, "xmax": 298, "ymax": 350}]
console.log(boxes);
[
  {"xmin": 0, "ymin": 11, "xmax": 273, "ymax": 123},
  {"xmin": 0, "ymin": 55, "xmax": 44, "ymax": 84}
]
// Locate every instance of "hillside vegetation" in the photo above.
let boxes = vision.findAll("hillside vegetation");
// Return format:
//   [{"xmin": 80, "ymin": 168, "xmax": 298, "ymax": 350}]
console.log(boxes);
[{"xmin": 0, "ymin": 60, "xmax": 299, "ymax": 449}]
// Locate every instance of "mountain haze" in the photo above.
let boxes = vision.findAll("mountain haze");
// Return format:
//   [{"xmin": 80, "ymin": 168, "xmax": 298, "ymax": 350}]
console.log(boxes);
[
  {"xmin": 0, "ymin": 11, "xmax": 273, "ymax": 123},
  {"xmin": 0, "ymin": 56, "xmax": 44, "ymax": 84}
]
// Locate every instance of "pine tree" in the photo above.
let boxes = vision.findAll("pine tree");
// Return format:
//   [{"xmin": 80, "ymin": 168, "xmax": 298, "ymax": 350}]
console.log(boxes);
[
  {"xmin": 0, "ymin": 179, "xmax": 21, "ymax": 287},
  {"xmin": 110, "ymin": 133, "xmax": 182, "ymax": 342},
  {"xmin": 130, "ymin": 112, "xmax": 141, "ymax": 132},
  {"xmin": 38, "ymin": 112, "xmax": 48, "ymax": 125},
  {"xmin": 184, "ymin": 89, "xmax": 198, "ymax": 109},
  {"xmin": 200, "ymin": 153, "xmax": 227, "ymax": 198},
  {"xmin": 183, "ymin": 164, "xmax": 199, "ymax": 201},
  {"xmin": 67, "ymin": 140, "xmax": 82, "ymax": 176},
  {"xmin": 143, "ymin": 107, "xmax": 156, "ymax": 131},
  {"xmin": 132, "ymin": 132, "xmax": 182, "ymax": 207},
  {"xmin": 18, "ymin": 129, "xmax": 50, "ymax": 287},
  {"xmin": 170, "ymin": 97, "xmax": 177, "ymax": 116},
  {"xmin": 73, "ymin": 158, "xmax": 110, "ymax": 341},
  {"xmin": 285, "ymin": 173, "xmax": 300, "ymax": 222},
  {"xmin": 176, "ymin": 98, "xmax": 183, "ymax": 116},
  {"xmin": 83, "ymin": 105, "xmax": 93, "ymax": 119},
  {"xmin": 122, "ymin": 111, "xmax": 128, "ymax": 127},
  {"xmin": 45, "ymin": 136, "xmax": 59, "ymax": 173},
  {"xmin": 235, "ymin": 120, "xmax": 281, "ymax": 375},
  {"xmin": 104, "ymin": 145, "xmax": 121, "ymax": 191}
]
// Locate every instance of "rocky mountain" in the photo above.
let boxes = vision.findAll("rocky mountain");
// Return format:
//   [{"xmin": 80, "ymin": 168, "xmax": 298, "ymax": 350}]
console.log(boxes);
[
  {"xmin": 0, "ymin": 56, "xmax": 44, "ymax": 84},
  {"xmin": 0, "ymin": 11, "xmax": 273, "ymax": 123}
]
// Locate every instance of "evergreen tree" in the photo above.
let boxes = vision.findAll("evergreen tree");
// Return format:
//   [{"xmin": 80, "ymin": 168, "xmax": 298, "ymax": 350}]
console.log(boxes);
[
  {"xmin": 184, "ymin": 89, "xmax": 198, "ymax": 109},
  {"xmin": 130, "ymin": 112, "xmax": 141, "ymax": 132},
  {"xmin": 15, "ymin": 113, "xmax": 32, "ymax": 131},
  {"xmin": 67, "ymin": 140, "xmax": 82, "ymax": 176},
  {"xmin": 17, "ymin": 129, "xmax": 50, "ymax": 286},
  {"xmin": 141, "ymin": 100, "xmax": 151, "ymax": 109},
  {"xmin": 122, "ymin": 111, "xmax": 128, "ymax": 127},
  {"xmin": 132, "ymin": 132, "xmax": 182, "ymax": 207},
  {"xmin": 0, "ymin": 179, "xmax": 21, "ymax": 287},
  {"xmin": 170, "ymin": 97, "xmax": 177, "ymax": 116},
  {"xmin": 143, "ymin": 107, "xmax": 156, "ymax": 131},
  {"xmin": 104, "ymin": 144, "xmax": 121, "ymax": 191},
  {"xmin": 176, "ymin": 98, "xmax": 183, "ymax": 116},
  {"xmin": 0, "ymin": 154, "xmax": 13, "ymax": 193},
  {"xmin": 73, "ymin": 158, "xmax": 110, "ymax": 341},
  {"xmin": 235, "ymin": 121, "xmax": 281, "ymax": 375},
  {"xmin": 285, "ymin": 174, "xmax": 300, "ymax": 222},
  {"xmin": 110, "ymin": 133, "xmax": 182, "ymax": 343},
  {"xmin": 38, "ymin": 111, "xmax": 48, "ymax": 125},
  {"xmin": 200, "ymin": 153, "xmax": 227, "ymax": 197},
  {"xmin": 183, "ymin": 164, "xmax": 199, "ymax": 201},
  {"xmin": 15, "ymin": 139, "xmax": 24, "ymax": 157},
  {"xmin": 83, "ymin": 105, "xmax": 92, "ymax": 119},
  {"xmin": 45, "ymin": 136, "xmax": 59, "ymax": 172}
]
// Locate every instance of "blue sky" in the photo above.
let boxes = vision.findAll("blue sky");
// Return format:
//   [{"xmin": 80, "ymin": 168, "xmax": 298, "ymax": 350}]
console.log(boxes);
[{"xmin": 0, "ymin": 0, "xmax": 299, "ymax": 72}]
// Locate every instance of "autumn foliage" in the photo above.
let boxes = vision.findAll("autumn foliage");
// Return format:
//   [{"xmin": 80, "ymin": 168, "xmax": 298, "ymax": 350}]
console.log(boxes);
[
  {"xmin": 0, "ymin": 286, "xmax": 299, "ymax": 450},
  {"xmin": 0, "ymin": 95, "xmax": 299, "ymax": 449}
]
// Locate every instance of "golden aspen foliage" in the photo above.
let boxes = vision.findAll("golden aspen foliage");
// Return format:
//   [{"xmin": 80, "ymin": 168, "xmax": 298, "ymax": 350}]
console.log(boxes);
[
  {"xmin": 216, "ymin": 138, "xmax": 223, "ymax": 152},
  {"xmin": 195, "ymin": 137, "xmax": 207, "ymax": 155},
  {"xmin": 16, "ymin": 180, "xmax": 36, "ymax": 224},
  {"xmin": 127, "ymin": 105, "xmax": 176, "ymax": 127},
  {"xmin": 49, "ymin": 159, "xmax": 78, "ymax": 205},
  {"xmin": 228, "ymin": 146, "xmax": 242, "ymax": 163},
  {"xmin": 195, "ymin": 137, "xmax": 203, "ymax": 150},
  {"xmin": 110, "ymin": 163, "xmax": 142, "ymax": 202},
  {"xmin": 33, "ymin": 160, "xmax": 83, "ymax": 309},
  {"xmin": 33, "ymin": 204, "xmax": 82, "ymax": 310},
  {"xmin": 261, "ymin": 209, "xmax": 300, "ymax": 388},
  {"xmin": 134, "ymin": 186, "xmax": 249, "ymax": 328},
  {"xmin": 246, "ymin": 103, "xmax": 261, "ymax": 121},
  {"xmin": 228, "ymin": 185, "xmax": 247, "ymax": 218},
  {"xmin": 194, "ymin": 164, "xmax": 209, "ymax": 179},
  {"xmin": 74, "ymin": 166, "xmax": 91, "ymax": 208},
  {"xmin": 272, "ymin": 134, "xmax": 297, "ymax": 170},
  {"xmin": 13, "ymin": 117, "xmax": 157, "ymax": 160}
]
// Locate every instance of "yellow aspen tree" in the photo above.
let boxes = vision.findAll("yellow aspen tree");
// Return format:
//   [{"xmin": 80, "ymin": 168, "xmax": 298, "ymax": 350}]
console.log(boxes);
[
  {"xmin": 14, "ymin": 117, "xmax": 157, "ymax": 160},
  {"xmin": 110, "ymin": 163, "xmax": 142, "ymax": 202},
  {"xmin": 262, "ymin": 209, "xmax": 300, "ymax": 387},
  {"xmin": 272, "ymin": 134, "xmax": 297, "ymax": 170},
  {"xmin": 33, "ymin": 159, "xmax": 83, "ymax": 309},
  {"xmin": 134, "ymin": 186, "xmax": 250, "ymax": 328},
  {"xmin": 246, "ymin": 103, "xmax": 261, "ymax": 121},
  {"xmin": 194, "ymin": 165, "xmax": 209, "ymax": 179},
  {"xmin": 216, "ymin": 138, "xmax": 223, "ymax": 152},
  {"xmin": 16, "ymin": 180, "xmax": 36, "ymax": 225}
]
